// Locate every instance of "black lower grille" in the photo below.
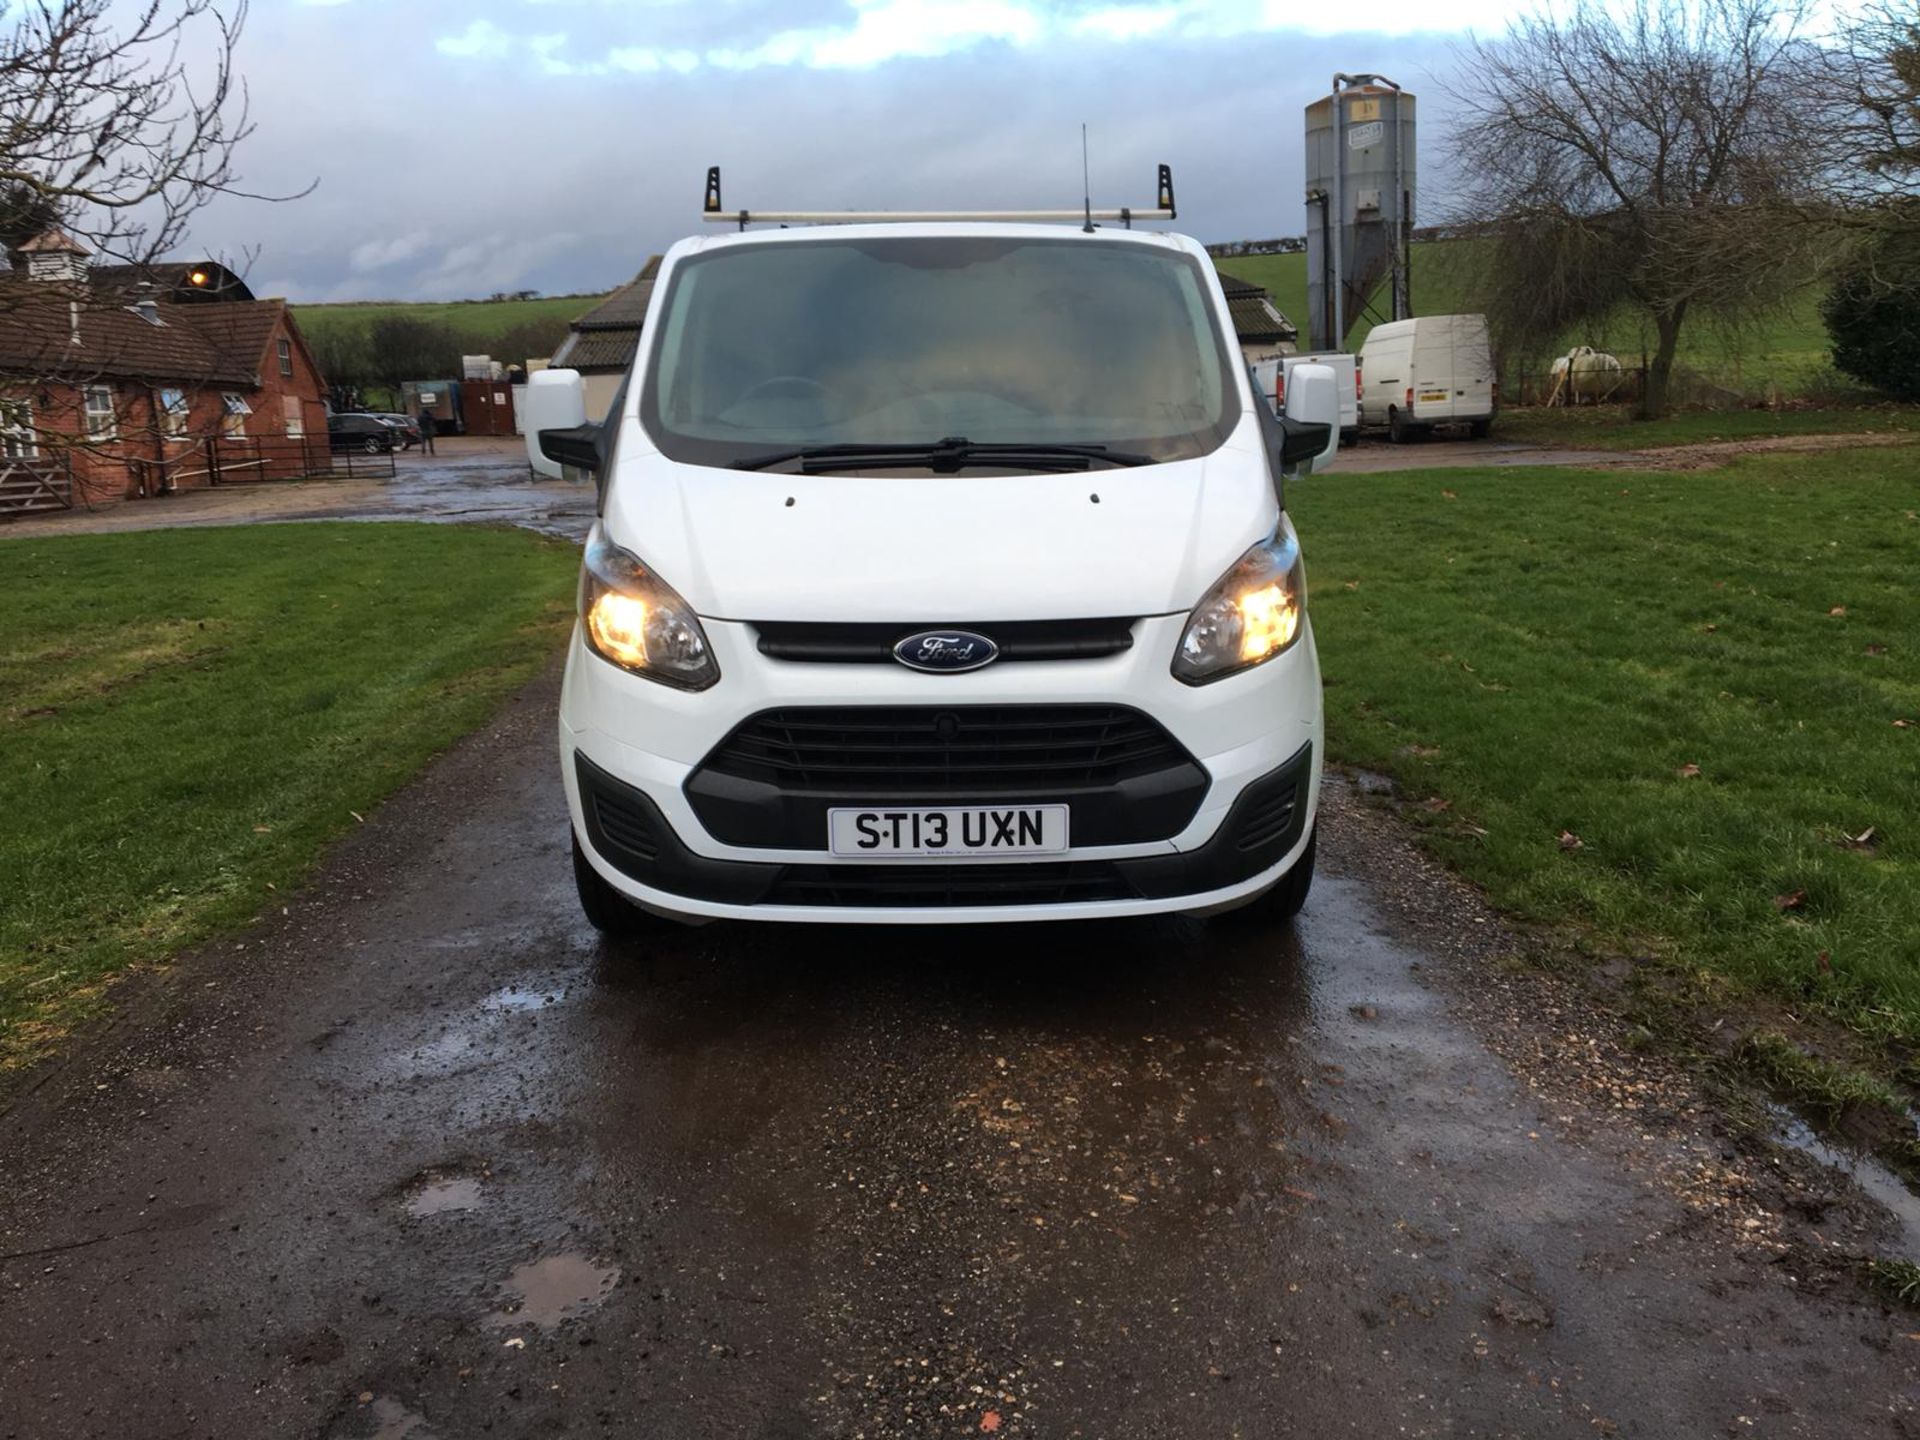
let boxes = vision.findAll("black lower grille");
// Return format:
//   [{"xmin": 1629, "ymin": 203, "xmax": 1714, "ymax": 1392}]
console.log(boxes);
[
  {"xmin": 755, "ymin": 618, "xmax": 1135, "ymax": 664},
  {"xmin": 764, "ymin": 860, "xmax": 1134, "ymax": 908},
  {"xmin": 698, "ymin": 705, "xmax": 1189, "ymax": 791},
  {"xmin": 684, "ymin": 704, "xmax": 1208, "ymax": 849}
]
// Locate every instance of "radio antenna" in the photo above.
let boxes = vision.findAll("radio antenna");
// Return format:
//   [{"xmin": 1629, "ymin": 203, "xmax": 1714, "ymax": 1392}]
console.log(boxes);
[{"xmin": 1081, "ymin": 124, "xmax": 1094, "ymax": 233}]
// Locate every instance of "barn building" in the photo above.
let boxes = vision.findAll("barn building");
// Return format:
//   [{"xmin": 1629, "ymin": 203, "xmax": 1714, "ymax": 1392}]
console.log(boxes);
[{"xmin": 549, "ymin": 257, "xmax": 661, "ymax": 421}]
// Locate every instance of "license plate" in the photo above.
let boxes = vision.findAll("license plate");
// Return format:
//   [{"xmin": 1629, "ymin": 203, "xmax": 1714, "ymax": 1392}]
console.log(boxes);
[
  {"xmin": 1419, "ymin": 389, "xmax": 1449, "ymax": 402},
  {"xmin": 828, "ymin": 805, "xmax": 1069, "ymax": 858}
]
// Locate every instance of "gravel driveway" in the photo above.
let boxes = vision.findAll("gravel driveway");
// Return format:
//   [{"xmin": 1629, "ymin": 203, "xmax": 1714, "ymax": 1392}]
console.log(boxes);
[{"xmin": 3, "ymin": 667, "xmax": 1916, "ymax": 1438}]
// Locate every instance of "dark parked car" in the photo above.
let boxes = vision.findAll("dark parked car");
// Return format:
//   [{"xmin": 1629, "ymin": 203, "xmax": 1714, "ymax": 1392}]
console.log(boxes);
[
  {"xmin": 372, "ymin": 413, "xmax": 422, "ymax": 448},
  {"xmin": 327, "ymin": 413, "xmax": 397, "ymax": 454}
]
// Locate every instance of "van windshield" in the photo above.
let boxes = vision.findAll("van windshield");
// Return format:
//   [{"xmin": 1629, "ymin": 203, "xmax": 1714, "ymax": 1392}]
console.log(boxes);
[{"xmin": 639, "ymin": 235, "xmax": 1238, "ymax": 469}]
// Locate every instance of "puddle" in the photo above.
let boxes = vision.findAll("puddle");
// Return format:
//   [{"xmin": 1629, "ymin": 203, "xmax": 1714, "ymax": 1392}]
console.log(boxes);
[
  {"xmin": 404, "ymin": 1175, "xmax": 483, "ymax": 1218},
  {"xmin": 484, "ymin": 1253, "xmax": 620, "ymax": 1329},
  {"xmin": 481, "ymin": 985, "xmax": 566, "ymax": 1014},
  {"xmin": 1773, "ymin": 1107, "xmax": 1920, "ymax": 1259},
  {"xmin": 367, "ymin": 1396, "xmax": 435, "ymax": 1440}
]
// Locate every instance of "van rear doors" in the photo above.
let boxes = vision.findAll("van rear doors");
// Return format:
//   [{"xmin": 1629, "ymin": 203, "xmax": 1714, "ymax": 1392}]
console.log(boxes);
[{"xmin": 1408, "ymin": 315, "xmax": 1492, "ymax": 423}]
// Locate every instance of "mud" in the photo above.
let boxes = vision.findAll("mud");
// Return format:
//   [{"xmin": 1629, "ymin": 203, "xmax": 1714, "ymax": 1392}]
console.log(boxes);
[{"xmin": 3, "ymin": 668, "xmax": 1918, "ymax": 1437}]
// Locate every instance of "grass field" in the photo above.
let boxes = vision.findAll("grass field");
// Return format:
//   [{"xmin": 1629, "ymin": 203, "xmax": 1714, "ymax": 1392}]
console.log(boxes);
[
  {"xmin": 1218, "ymin": 241, "xmax": 1838, "ymax": 395},
  {"xmin": 0, "ymin": 524, "xmax": 577, "ymax": 1071},
  {"xmin": 1292, "ymin": 447, "xmax": 1920, "ymax": 1068},
  {"xmin": 291, "ymin": 293, "xmax": 608, "ymax": 350}
]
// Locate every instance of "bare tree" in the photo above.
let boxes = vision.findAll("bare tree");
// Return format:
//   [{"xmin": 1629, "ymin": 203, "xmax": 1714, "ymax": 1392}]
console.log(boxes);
[
  {"xmin": 1824, "ymin": 1, "xmax": 1920, "ymax": 203},
  {"xmin": 1806, "ymin": 0, "xmax": 1920, "ymax": 301},
  {"xmin": 365, "ymin": 314, "xmax": 460, "ymax": 394},
  {"xmin": 1447, "ymin": 0, "xmax": 1831, "ymax": 417},
  {"xmin": 1, "ymin": 0, "xmax": 295, "ymax": 303}
]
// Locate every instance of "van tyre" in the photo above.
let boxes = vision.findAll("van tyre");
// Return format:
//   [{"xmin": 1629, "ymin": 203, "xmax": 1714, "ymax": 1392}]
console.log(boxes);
[
  {"xmin": 1222, "ymin": 828, "xmax": 1316, "ymax": 925},
  {"xmin": 573, "ymin": 833, "xmax": 673, "ymax": 938},
  {"xmin": 1469, "ymin": 418, "xmax": 1493, "ymax": 439},
  {"xmin": 1388, "ymin": 409, "xmax": 1410, "ymax": 444}
]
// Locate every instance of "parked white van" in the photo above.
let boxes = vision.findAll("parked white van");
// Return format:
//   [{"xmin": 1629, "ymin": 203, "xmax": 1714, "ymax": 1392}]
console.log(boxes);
[
  {"xmin": 1251, "ymin": 353, "xmax": 1359, "ymax": 445},
  {"xmin": 527, "ymin": 173, "xmax": 1344, "ymax": 931},
  {"xmin": 1358, "ymin": 314, "xmax": 1496, "ymax": 442}
]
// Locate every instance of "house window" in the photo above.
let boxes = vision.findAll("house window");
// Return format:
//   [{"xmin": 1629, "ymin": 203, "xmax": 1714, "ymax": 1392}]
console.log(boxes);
[
  {"xmin": 84, "ymin": 385, "xmax": 117, "ymax": 440},
  {"xmin": 157, "ymin": 387, "xmax": 190, "ymax": 438},
  {"xmin": 277, "ymin": 338, "xmax": 293, "ymax": 377},
  {"xmin": 0, "ymin": 399, "xmax": 35, "ymax": 459},
  {"xmin": 282, "ymin": 395, "xmax": 304, "ymax": 438},
  {"xmin": 221, "ymin": 393, "xmax": 252, "ymax": 438}
]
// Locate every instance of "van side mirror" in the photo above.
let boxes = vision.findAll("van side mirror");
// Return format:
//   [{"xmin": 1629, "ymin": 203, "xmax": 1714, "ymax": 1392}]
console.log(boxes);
[
  {"xmin": 523, "ymin": 368, "xmax": 590, "ymax": 480},
  {"xmin": 539, "ymin": 424, "xmax": 603, "ymax": 479},
  {"xmin": 1279, "ymin": 362, "xmax": 1341, "ymax": 475}
]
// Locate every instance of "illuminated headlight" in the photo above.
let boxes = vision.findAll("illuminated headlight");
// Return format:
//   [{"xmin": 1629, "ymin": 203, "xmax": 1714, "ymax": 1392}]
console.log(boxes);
[
  {"xmin": 1172, "ymin": 530, "xmax": 1307, "ymax": 685},
  {"xmin": 578, "ymin": 530, "xmax": 718, "ymax": 690}
]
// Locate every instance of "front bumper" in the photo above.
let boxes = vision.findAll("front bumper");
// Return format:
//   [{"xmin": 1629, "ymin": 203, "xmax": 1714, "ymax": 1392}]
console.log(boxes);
[{"xmin": 559, "ymin": 613, "xmax": 1322, "ymax": 924}]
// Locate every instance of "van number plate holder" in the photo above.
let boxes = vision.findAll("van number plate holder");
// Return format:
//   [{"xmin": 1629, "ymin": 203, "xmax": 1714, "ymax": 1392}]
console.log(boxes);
[{"xmin": 828, "ymin": 805, "xmax": 1069, "ymax": 858}]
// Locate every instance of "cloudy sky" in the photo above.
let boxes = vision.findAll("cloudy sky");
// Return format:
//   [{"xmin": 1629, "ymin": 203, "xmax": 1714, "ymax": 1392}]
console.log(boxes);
[{"xmin": 203, "ymin": 1, "xmax": 1529, "ymax": 301}]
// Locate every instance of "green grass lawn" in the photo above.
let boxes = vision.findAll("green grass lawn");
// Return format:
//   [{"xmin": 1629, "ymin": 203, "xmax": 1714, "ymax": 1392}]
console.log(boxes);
[
  {"xmin": 1292, "ymin": 446, "xmax": 1920, "ymax": 1054},
  {"xmin": 1493, "ymin": 406, "xmax": 1920, "ymax": 450},
  {"xmin": 0, "ymin": 524, "xmax": 577, "ymax": 1070}
]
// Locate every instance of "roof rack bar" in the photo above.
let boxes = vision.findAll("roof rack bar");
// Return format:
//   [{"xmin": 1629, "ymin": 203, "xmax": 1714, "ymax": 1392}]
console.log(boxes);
[
  {"xmin": 702, "ymin": 208, "xmax": 1173, "ymax": 226},
  {"xmin": 700, "ymin": 165, "xmax": 1178, "ymax": 228}
]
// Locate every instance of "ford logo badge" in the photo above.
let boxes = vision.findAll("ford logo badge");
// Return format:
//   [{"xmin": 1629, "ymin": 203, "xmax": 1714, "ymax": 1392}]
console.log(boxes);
[{"xmin": 893, "ymin": 629, "xmax": 999, "ymax": 673}]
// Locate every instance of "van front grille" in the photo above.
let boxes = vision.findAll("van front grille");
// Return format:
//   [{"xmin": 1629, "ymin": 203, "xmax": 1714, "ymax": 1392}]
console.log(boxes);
[
  {"xmin": 697, "ymin": 705, "xmax": 1188, "ymax": 792},
  {"xmin": 753, "ymin": 618, "xmax": 1135, "ymax": 664}
]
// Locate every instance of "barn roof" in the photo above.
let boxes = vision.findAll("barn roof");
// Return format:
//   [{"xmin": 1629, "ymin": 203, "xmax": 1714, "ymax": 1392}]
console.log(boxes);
[
  {"xmin": 551, "ymin": 257, "xmax": 662, "ymax": 373},
  {"xmin": 1215, "ymin": 270, "xmax": 1299, "ymax": 346}
]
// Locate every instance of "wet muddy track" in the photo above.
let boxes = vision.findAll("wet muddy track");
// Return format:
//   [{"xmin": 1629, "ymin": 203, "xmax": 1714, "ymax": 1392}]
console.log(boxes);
[{"xmin": 3, "ymin": 672, "xmax": 1917, "ymax": 1439}]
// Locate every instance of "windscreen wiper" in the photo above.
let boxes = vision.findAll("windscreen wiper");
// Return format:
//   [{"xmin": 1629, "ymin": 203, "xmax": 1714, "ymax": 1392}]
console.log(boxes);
[{"xmin": 729, "ymin": 437, "xmax": 1156, "ymax": 473}]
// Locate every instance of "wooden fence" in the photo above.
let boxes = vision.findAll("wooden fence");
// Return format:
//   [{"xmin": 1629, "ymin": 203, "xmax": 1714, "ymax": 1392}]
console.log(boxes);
[{"xmin": 0, "ymin": 455, "xmax": 74, "ymax": 517}]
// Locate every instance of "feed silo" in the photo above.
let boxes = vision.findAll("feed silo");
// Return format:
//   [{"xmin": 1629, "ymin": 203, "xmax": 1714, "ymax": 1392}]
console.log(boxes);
[{"xmin": 1304, "ymin": 74, "xmax": 1416, "ymax": 352}]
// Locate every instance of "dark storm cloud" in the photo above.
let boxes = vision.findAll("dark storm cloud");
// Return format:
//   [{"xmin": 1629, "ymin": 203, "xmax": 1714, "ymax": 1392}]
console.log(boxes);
[{"xmin": 212, "ymin": 4, "xmax": 1467, "ymax": 302}]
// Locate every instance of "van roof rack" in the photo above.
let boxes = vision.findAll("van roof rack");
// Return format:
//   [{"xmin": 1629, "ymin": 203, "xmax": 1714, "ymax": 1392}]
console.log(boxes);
[{"xmin": 700, "ymin": 165, "xmax": 1176, "ymax": 231}]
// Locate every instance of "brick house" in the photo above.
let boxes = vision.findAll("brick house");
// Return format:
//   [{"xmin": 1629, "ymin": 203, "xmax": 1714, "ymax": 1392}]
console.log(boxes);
[{"xmin": 0, "ymin": 229, "xmax": 331, "ymax": 511}]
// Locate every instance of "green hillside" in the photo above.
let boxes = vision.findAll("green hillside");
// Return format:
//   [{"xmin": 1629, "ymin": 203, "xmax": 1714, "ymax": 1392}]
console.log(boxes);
[
  {"xmin": 1215, "ymin": 242, "xmax": 1837, "ymax": 398},
  {"xmin": 291, "ymin": 293, "xmax": 607, "ymax": 350}
]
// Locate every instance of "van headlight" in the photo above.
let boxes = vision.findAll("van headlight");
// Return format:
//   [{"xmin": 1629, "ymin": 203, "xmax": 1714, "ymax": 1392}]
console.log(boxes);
[
  {"xmin": 578, "ymin": 532, "xmax": 719, "ymax": 691},
  {"xmin": 1172, "ymin": 531, "xmax": 1306, "ymax": 685}
]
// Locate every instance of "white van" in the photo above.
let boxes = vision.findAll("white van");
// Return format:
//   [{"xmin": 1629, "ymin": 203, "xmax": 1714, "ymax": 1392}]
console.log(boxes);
[
  {"xmin": 526, "ymin": 174, "xmax": 1344, "ymax": 931},
  {"xmin": 1251, "ymin": 353, "xmax": 1359, "ymax": 444},
  {"xmin": 1358, "ymin": 314, "xmax": 1496, "ymax": 442}
]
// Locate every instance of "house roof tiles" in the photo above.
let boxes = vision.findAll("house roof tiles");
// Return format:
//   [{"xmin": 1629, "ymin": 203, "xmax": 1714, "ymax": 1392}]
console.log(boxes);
[{"xmin": 0, "ymin": 286, "xmax": 294, "ymax": 385}]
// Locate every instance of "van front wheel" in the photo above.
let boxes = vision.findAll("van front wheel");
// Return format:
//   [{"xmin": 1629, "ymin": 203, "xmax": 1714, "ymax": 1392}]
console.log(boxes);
[
  {"xmin": 572, "ymin": 833, "xmax": 676, "ymax": 939},
  {"xmin": 1220, "ymin": 829, "xmax": 1316, "ymax": 925}
]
